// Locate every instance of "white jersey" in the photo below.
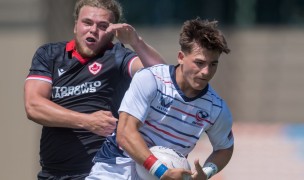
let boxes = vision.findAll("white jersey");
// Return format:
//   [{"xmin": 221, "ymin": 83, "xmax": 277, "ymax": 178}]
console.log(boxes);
[{"xmin": 119, "ymin": 64, "xmax": 234, "ymax": 155}]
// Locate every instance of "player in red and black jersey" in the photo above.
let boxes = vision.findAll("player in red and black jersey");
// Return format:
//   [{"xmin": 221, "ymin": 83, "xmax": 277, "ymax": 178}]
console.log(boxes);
[{"xmin": 24, "ymin": 0, "xmax": 165, "ymax": 179}]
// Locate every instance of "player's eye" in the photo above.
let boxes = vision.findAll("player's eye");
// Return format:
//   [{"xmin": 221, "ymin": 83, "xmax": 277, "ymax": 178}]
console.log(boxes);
[
  {"xmin": 195, "ymin": 61, "xmax": 204, "ymax": 67},
  {"xmin": 82, "ymin": 20, "xmax": 93, "ymax": 26},
  {"xmin": 211, "ymin": 62, "xmax": 218, "ymax": 67},
  {"xmin": 97, "ymin": 23, "xmax": 109, "ymax": 30}
]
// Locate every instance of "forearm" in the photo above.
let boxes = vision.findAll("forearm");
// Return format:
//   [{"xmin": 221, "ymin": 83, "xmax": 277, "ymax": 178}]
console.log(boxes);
[
  {"xmin": 116, "ymin": 112, "xmax": 151, "ymax": 164},
  {"xmin": 106, "ymin": 23, "xmax": 166, "ymax": 66},
  {"xmin": 130, "ymin": 37, "xmax": 166, "ymax": 67},
  {"xmin": 118, "ymin": 127, "xmax": 151, "ymax": 164},
  {"xmin": 25, "ymin": 94, "xmax": 88, "ymax": 129},
  {"xmin": 204, "ymin": 145, "xmax": 234, "ymax": 173}
]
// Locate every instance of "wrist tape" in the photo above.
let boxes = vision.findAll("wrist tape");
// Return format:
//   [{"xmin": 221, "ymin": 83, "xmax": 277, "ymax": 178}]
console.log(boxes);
[
  {"xmin": 143, "ymin": 154, "xmax": 168, "ymax": 179},
  {"xmin": 202, "ymin": 162, "xmax": 218, "ymax": 179}
]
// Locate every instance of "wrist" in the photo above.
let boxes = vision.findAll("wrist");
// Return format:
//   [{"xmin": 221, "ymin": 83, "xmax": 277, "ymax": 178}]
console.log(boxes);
[
  {"xmin": 130, "ymin": 36, "xmax": 144, "ymax": 50},
  {"xmin": 77, "ymin": 113, "xmax": 91, "ymax": 129},
  {"xmin": 202, "ymin": 162, "xmax": 218, "ymax": 179},
  {"xmin": 143, "ymin": 154, "xmax": 168, "ymax": 179}
]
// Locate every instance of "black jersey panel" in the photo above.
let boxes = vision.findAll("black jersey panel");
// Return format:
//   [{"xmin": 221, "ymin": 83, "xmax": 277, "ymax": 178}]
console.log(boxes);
[
  {"xmin": 28, "ymin": 41, "xmax": 138, "ymax": 173},
  {"xmin": 40, "ymin": 127, "xmax": 105, "ymax": 173},
  {"xmin": 29, "ymin": 43, "xmax": 58, "ymax": 79}
]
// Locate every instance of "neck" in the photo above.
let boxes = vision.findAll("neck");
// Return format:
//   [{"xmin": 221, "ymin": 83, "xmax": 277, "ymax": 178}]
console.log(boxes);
[{"xmin": 175, "ymin": 66, "xmax": 202, "ymax": 98}]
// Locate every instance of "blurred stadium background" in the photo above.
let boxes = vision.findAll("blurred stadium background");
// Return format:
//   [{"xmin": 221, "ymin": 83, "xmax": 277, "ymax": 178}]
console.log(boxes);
[{"xmin": 1, "ymin": 0, "xmax": 304, "ymax": 179}]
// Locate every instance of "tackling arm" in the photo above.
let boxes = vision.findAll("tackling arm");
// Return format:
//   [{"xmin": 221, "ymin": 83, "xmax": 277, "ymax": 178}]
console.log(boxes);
[
  {"xmin": 24, "ymin": 80, "xmax": 117, "ymax": 136},
  {"xmin": 106, "ymin": 23, "xmax": 166, "ymax": 76}
]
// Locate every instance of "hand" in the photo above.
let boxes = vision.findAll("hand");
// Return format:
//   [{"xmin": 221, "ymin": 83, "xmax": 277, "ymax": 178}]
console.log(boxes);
[
  {"xmin": 85, "ymin": 110, "xmax": 117, "ymax": 136},
  {"xmin": 160, "ymin": 168, "xmax": 192, "ymax": 180},
  {"xmin": 106, "ymin": 23, "xmax": 140, "ymax": 46},
  {"xmin": 191, "ymin": 159, "xmax": 208, "ymax": 180}
]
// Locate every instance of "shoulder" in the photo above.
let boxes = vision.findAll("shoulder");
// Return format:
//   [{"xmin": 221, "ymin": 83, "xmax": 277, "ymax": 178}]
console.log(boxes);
[
  {"xmin": 205, "ymin": 85, "xmax": 232, "ymax": 121},
  {"xmin": 145, "ymin": 64, "xmax": 170, "ymax": 75},
  {"xmin": 205, "ymin": 86, "xmax": 223, "ymax": 105},
  {"xmin": 35, "ymin": 41, "xmax": 67, "ymax": 58},
  {"xmin": 38, "ymin": 41, "xmax": 67, "ymax": 51},
  {"xmin": 109, "ymin": 42, "xmax": 135, "ymax": 54},
  {"xmin": 135, "ymin": 64, "xmax": 168, "ymax": 75},
  {"xmin": 131, "ymin": 66, "xmax": 165, "ymax": 91},
  {"xmin": 106, "ymin": 42, "xmax": 138, "ymax": 64}
]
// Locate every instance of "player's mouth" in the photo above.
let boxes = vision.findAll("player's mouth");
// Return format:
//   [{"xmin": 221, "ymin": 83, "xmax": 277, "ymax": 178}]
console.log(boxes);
[
  {"xmin": 86, "ymin": 37, "xmax": 97, "ymax": 43},
  {"xmin": 197, "ymin": 77, "xmax": 208, "ymax": 82}
]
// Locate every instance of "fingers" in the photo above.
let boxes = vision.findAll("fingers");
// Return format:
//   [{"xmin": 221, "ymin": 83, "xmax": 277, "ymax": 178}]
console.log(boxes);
[
  {"xmin": 108, "ymin": 117, "xmax": 118, "ymax": 125},
  {"xmin": 191, "ymin": 159, "xmax": 208, "ymax": 180},
  {"xmin": 88, "ymin": 110, "xmax": 118, "ymax": 136},
  {"xmin": 106, "ymin": 23, "xmax": 134, "ymax": 35},
  {"xmin": 101, "ymin": 110, "xmax": 114, "ymax": 117},
  {"xmin": 103, "ymin": 111, "xmax": 118, "ymax": 124},
  {"xmin": 94, "ymin": 121, "xmax": 116, "ymax": 137},
  {"xmin": 183, "ymin": 169, "xmax": 193, "ymax": 176},
  {"xmin": 106, "ymin": 23, "xmax": 139, "ymax": 46},
  {"xmin": 162, "ymin": 168, "xmax": 192, "ymax": 180}
]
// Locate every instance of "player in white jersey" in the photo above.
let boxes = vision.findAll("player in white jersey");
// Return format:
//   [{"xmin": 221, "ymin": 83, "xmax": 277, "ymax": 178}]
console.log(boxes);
[{"xmin": 86, "ymin": 18, "xmax": 234, "ymax": 180}]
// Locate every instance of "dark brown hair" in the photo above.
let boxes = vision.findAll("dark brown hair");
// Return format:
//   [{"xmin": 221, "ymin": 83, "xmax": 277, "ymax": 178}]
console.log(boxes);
[{"xmin": 179, "ymin": 17, "xmax": 230, "ymax": 54}]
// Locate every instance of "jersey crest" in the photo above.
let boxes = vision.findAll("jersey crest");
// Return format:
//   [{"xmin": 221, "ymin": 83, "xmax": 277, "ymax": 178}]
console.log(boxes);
[
  {"xmin": 89, "ymin": 62, "xmax": 102, "ymax": 75},
  {"xmin": 196, "ymin": 110, "xmax": 209, "ymax": 121}
]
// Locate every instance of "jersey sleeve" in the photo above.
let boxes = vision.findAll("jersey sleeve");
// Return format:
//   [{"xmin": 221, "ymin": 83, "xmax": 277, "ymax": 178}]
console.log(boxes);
[
  {"xmin": 26, "ymin": 44, "xmax": 54, "ymax": 84},
  {"xmin": 114, "ymin": 43, "xmax": 138, "ymax": 79},
  {"xmin": 118, "ymin": 68, "xmax": 157, "ymax": 122},
  {"xmin": 206, "ymin": 101, "xmax": 234, "ymax": 151}
]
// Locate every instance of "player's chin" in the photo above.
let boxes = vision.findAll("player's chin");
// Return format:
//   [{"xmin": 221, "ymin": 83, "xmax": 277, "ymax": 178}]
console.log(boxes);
[
  {"xmin": 192, "ymin": 83, "xmax": 207, "ymax": 91},
  {"xmin": 83, "ymin": 48, "xmax": 98, "ymax": 58}
]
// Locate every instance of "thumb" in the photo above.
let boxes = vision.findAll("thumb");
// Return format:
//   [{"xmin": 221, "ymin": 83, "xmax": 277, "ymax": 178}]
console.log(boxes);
[{"xmin": 194, "ymin": 159, "xmax": 203, "ymax": 173}]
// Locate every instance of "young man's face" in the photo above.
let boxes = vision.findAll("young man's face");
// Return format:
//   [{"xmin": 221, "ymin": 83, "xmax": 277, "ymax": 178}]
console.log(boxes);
[
  {"xmin": 177, "ymin": 44, "xmax": 220, "ymax": 96},
  {"xmin": 74, "ymin": 6, "xmax": 115, "ymax": 58}
]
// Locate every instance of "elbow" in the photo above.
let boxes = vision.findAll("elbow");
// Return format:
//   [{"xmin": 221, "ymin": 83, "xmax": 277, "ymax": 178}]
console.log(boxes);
[
  {"xmin": 25, "ymin": 103, "xmax": 35, "ymax": 121},
  {"xmin": 222, "ymin": 144, "xmax": 234, "ymax": 155},
  {"xmin": 225, "ymin": 144, "xmax": 234, "ymax": 160},
  {"xmin": 24, "ymin": 100, "xmax": 39, "ymax": 121},
  {"xmin": 228, "ymin": 144, "xmax": 234, "ymax": 154}
]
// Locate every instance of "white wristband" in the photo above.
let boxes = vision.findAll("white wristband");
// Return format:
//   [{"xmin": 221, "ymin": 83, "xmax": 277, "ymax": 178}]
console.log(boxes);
[{"xmin": 202, "ymin": 162, "xmax": 218, "ymax": 179}]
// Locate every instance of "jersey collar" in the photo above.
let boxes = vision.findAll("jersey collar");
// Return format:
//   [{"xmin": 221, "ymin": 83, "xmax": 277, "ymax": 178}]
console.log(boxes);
[{"xmin": 66, "ymin": 40, "xmax": 114, "ymax": 64}]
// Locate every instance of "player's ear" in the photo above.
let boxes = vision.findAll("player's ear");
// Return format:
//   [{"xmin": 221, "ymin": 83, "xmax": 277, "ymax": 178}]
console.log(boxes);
[
  {"xmin": 73, "ymin": 21, "xmax": 77, "ymax": 34},
  {"xmin": 178, "ymin": 51, "xmax": 185, "ymax": 65}
]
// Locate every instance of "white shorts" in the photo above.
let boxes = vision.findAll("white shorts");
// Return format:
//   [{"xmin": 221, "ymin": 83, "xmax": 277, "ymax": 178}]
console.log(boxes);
[{"xmin": 85, "ymin": 160, "xmax": 142, "ymax": 180}]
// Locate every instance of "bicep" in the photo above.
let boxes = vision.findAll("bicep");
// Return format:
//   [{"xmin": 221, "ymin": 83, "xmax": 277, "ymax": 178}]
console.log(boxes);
[{"xmin": 24, "ymin": 80, "xmax": 52, "ymax": 105}]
